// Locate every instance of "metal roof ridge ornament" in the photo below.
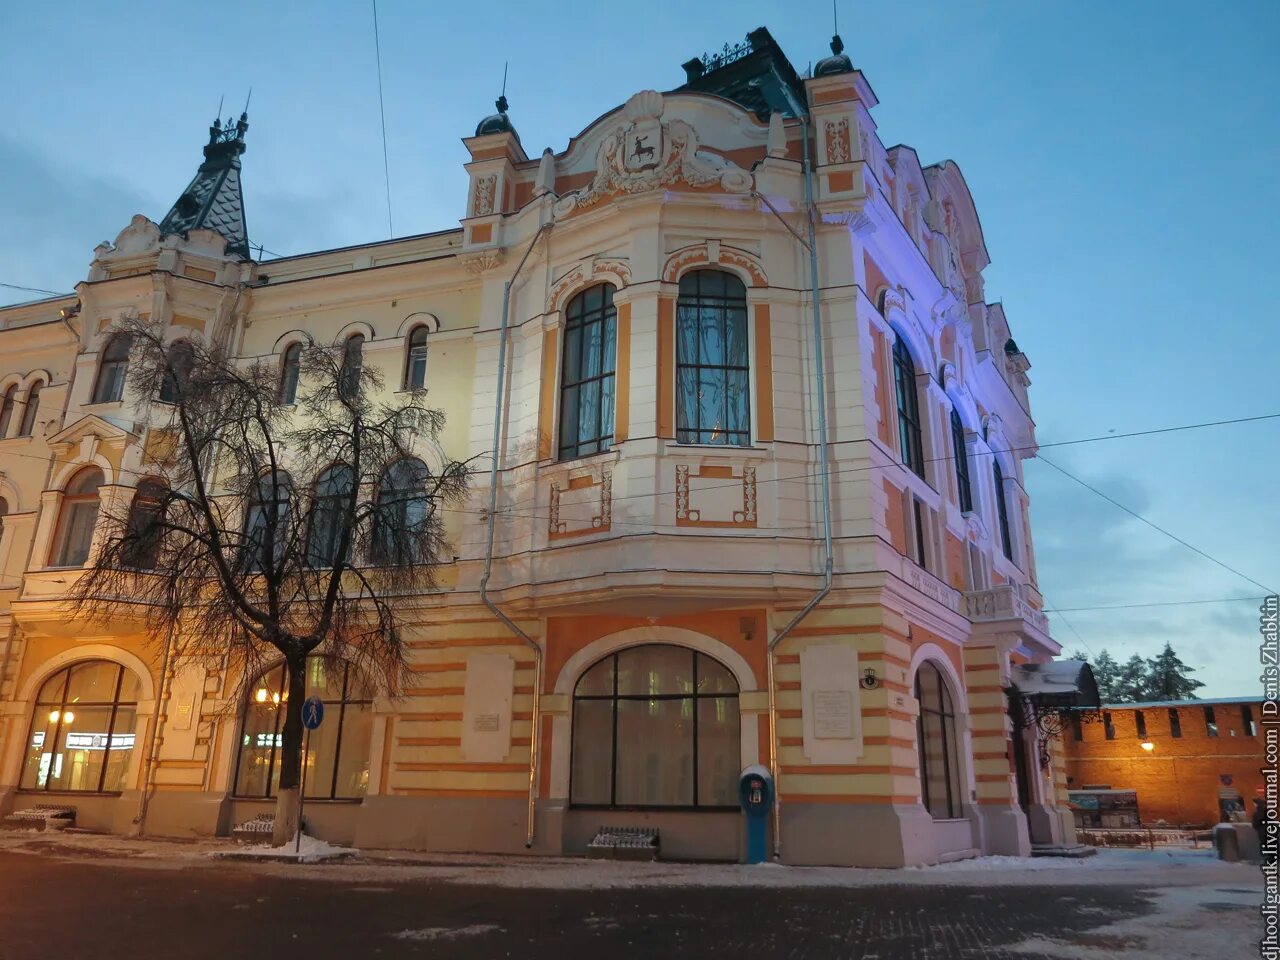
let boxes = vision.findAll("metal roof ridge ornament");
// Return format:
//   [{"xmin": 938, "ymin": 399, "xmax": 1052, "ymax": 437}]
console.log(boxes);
[{"xmin": 553, "ymin": 90, "xmax": 754, "ymax": 218}]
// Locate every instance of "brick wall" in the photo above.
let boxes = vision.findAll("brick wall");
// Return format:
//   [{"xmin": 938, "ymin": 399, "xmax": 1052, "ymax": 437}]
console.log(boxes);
[{"xmin": 1062, "ymin": 701, "xmax": 1263, "ymax": 826}]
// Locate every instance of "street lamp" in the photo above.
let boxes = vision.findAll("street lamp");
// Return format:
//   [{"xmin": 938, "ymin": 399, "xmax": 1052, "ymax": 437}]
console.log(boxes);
[{"xmin": 1140, "ymin": 739, "xmax": 1155, "ymax": 752}]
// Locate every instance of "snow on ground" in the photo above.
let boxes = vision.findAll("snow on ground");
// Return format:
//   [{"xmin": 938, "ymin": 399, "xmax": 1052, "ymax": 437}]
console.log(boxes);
[
  {"xmin": 392, "ymin": 924, "xmax": 503, "ymax": 941},
  {"xmin": 211, "ymin": 834, "xmax": 356, "ymax": 863},
  {"xmin": 1008, "ymin": 883, "xmax": 1260, "ymax": 960},
  {"xmin": 0, "ymin": 831, "xmax": 1261, "ymax": 894}
]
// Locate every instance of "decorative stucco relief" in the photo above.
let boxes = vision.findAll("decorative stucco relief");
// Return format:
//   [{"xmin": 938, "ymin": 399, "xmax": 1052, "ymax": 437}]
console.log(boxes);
[
  {"xmin": 548, "ymin": 258, "xmax": 632, "ymax": 312},
  {"xmin": 553, "ymin": 90, "xmax": 754, "ymax": 217},
  {"xmin": 472, "ymin": 175, "xmax": 496, "ymax": 217},
  {"xmin": 825, "ymin": 118, "xmax": 850, "ymax": 164},
  {"xmin": 660, "ymin": 243, "xmax": 766, "ymax": 287},
  {"xmin": 548, "ymin": 469, "xmax": 612, "ymax": 539},
  {"xmin": 674, "ymin": 463, "xmax": 757, "ymax": 528}
]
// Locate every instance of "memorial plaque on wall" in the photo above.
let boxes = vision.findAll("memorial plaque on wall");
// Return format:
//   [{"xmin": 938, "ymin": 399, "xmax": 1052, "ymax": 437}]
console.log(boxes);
[{"xmin": 812, "ymin": 690, "xmax": 854, "ymax": 739}]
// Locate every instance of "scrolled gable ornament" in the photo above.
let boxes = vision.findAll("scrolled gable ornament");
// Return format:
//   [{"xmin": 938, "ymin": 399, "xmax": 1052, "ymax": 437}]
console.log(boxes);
[{"xmin": 554, "ymin": 90, "xmax": 754, "ymax": 217}]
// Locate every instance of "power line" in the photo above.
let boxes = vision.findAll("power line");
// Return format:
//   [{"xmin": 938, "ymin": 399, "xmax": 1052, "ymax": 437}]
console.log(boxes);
[
  {"xmin": 1, "ymin": 282, "xmax": 67, "ymax": 298},
  {"xmin": 1036, "ymin": 454, "xmax": 1276, "ymax": 596},
  {"xmin": 1043, "ymin": 595, "xmax": 1269, "ymax": 614},
  {"xmin": 371, "ymin": 0, "xmax": 394, "ymax": 239},
  {"xmin": 499, "ymin": 412, "xmax": 1280, "ymax": 516}
]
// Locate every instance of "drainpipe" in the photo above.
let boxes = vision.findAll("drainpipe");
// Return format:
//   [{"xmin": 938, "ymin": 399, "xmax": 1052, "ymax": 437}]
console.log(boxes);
[
  {"xmin": 132, "ymin": 619, "xmax": 177, "ymax": 834},
  {"xmin": 480, "ymin": 220, "xmax": 552, "ymax": 848},
  {"xmin": 762, "ymin": 110, "xmax": 835, "ymax": 860}
]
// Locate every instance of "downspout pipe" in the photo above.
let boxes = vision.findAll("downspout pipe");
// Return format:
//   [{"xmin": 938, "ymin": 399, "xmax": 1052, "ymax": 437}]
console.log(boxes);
[
  {"xmin": 761, "ymin": 105, "xmax": 835, "ymax": 860},
  {"xmin": 480, "ymin": 220, "xmax": 552, "ymax": 848}
]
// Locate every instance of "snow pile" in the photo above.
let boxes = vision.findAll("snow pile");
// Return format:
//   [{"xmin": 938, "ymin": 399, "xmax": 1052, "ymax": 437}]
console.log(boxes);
[
  {"xmin": 215, "ymin": 834, "xmax": 356, "ymax": 863},
  {"xmin": 392, "ymin": 924, "xmax": 502, "ymax": 941}
]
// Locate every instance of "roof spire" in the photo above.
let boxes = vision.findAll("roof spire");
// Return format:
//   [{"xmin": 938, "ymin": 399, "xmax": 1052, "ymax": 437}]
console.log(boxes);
[
  {"xmin": 159, "ymin": 105, "xmax": 251, "ymax": 259},
  {"xmin": 475, "ymin": 64, "xmax": 519, "ymax": 139}
]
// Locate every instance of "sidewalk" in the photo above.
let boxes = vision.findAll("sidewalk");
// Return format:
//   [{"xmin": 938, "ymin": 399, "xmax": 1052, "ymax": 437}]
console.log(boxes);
[{"xmin": 0, "ymin": 828, "xmax": 1262, "ymax": 891}]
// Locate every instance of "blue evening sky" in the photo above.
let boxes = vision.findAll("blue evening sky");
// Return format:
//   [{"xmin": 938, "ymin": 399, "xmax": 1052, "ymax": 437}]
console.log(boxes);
[{"xmin": 2, "ymin": 1, "xmax": 1275, "ymax": 696}]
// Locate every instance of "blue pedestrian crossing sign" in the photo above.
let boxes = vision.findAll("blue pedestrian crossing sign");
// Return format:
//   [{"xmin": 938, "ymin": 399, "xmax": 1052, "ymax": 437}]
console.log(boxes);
[{"xmin": 302, "ymin": 696, "xmax": 325, "ymax": 730}]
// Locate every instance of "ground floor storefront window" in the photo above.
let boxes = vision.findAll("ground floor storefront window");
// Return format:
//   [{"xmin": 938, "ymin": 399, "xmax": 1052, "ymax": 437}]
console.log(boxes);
[
  {"xmin": 915, "ymin": 660, "xmax": 964, "ymax": 819},
  {"xmin": 21, "ymin": 660, "xmax": 141, "ymax": 793},
  {"xmin": 233, "ymin": 659, "xmax": 372, "ymax": 800},
  {"xmin": 570, "ymin": 644, "xmax": 740, "ymax": 808}
]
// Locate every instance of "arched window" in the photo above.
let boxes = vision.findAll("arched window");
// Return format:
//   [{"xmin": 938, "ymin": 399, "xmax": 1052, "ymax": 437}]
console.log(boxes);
[
  {"xmin": 53, "ymin": 467, "xmax": 104, "ymax": 567},
  {"xmin": 404, "ymin": 326, "xmax": 430, "ymax": 391},
  {"xmin": 121, "ymin": 479, "xmax": 168, "ymax": 569},
  {"xmin": 0, "ymin": 384, "xmax": 18, "ymax": 437},
  {"xmin": 558, "ymin": 284, "xmax": 617, "ymax": 459},
  {"xmin": 993, "ymin": 460, "xmax": 1013, "ymax": 561},
  {"xmin": 950, "ymin": 408, "xmax": 972, "ymax": 512},
  {"xmin": 0, "ymin": 496, "xmax": 8, "ymax": 544},
  {"xmin": 676, "ymin": 270, "xmax": 750, "ymax": 446},
  {"xmin": 308, "ymin": 465, "xmax": 354, "ymax": 567},
  {"xmin": 244, "ymin": 471, "xmax": 292, "ymax": 572},
  {"xmin": 571, "ymin": 644, "xmax": 740, "ymax": 808},
  {"xmin": 21, "ymin": 660, "xmax": 141, "ymax": 793},
  {"xmin": 893, "ymin": 333, "xmax": 924, "ymax": 477},
  {"xmin": 339, "ymin": 334, "xmax": 364, "ymax": 398},
  {"xmin": 915, "ymin": 660, "xmax": 963, "ymax": 819},
  {"xmin": 278, "ymin": 343, "xmax": 302, "ymax": 404},
  {"xmin": 18, "ymin": 382, "xmax": 42, "ymax": 437},
  {"xmin": 92, "ymin": 334, "xmax": 132, "ymax": 404},
  {"xmin": 233, "ymin": 658, "xmax": 373, "ymax": 799},
  {"xmin": 373, "ymin": 458, "xmax": 430, "ymax": 565},
  {"xmin": 158, "ymin": 341, "xmax": 195, "ymax": 404}
]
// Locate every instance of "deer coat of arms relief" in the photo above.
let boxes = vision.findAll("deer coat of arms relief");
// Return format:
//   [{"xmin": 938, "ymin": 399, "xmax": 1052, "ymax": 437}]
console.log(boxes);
[{"xmin": 554, "ymin": 90, "xmax": 754, "ymax": 216}]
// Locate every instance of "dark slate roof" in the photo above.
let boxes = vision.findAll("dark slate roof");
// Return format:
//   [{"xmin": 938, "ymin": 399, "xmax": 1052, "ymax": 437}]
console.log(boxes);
[
  {"xmin": 158, "ymin": 114, "xmax": 250, "ymax": 259},
  {"xmin": 475, "ymin": 95, "xmax": 519, "ymax": 139},
  {"xmin": 674, "ymin": 27, "xmax": 808, "ymax": 119}
]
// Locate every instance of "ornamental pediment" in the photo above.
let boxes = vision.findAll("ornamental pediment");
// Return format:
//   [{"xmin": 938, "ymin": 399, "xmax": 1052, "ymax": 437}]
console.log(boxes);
[
  {"xmin": 553, "ymin": 91, "xmax": 755, "ymax": 217},
  {"xmin": 46, "ymin": 414, "xmax": 138, "ymax": 457}
]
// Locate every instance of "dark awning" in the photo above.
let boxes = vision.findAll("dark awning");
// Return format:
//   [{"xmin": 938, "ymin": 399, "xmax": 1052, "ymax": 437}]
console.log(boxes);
[{"xmin": 1009, "ymin": 660, "xmax": 1100, "ymax": 710}]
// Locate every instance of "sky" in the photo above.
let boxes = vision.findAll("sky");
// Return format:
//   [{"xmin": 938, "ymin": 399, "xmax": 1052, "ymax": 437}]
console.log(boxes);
[{"xmin": 2, "ymin": 1, "xmax": 1276, "ymax": 697}]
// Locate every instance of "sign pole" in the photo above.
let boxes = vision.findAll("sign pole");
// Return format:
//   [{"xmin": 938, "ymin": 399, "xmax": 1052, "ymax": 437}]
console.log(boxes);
[{"xmin": 295, "ymin": 726, "xmax": 309, "ymax": 856}]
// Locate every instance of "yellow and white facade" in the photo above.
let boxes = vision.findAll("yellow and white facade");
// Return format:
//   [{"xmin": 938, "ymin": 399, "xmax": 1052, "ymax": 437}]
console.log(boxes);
[{"xmin": 0, "ymin": 29, "xmax": 1073, "ymax": 865}]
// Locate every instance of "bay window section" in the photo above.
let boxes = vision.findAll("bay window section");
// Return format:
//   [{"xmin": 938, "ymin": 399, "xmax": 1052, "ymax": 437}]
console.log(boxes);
[
  {"xmin": 558, "ymin": 284, "xmax": 617, "ymax": 460},
  {"xmin": 675, "ymin": 270, "xmax": 750, "ymax": 446}
]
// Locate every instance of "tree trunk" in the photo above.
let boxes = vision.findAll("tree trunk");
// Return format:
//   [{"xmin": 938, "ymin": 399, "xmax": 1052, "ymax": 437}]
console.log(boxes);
[{"xmin": 271, "ymin": 653, "xmax": 308, "ymax": 846}]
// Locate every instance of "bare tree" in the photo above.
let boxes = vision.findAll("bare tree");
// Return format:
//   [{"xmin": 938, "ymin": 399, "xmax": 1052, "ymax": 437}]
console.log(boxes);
[{"xmin": 69, "ymin": 316, "xmax": 470, "ymax": 844}]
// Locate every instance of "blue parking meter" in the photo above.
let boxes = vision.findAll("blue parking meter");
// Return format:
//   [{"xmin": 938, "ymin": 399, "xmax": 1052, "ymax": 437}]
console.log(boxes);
[{"xmin": 738, "ymin": 764, "xmax": 774, "ymax": 864}]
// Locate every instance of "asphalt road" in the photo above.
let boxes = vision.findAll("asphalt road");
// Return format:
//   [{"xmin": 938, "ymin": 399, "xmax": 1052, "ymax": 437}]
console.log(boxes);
[{"xmin": 0, "ymin": 850, "xmax": 1174, "ymax": 960}]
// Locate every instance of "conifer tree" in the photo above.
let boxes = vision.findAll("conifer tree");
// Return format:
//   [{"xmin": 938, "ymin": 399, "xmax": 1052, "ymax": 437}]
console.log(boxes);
[{"xmin": 1144, "ymin": 642, "xmax": 1205, "ymax": 701}]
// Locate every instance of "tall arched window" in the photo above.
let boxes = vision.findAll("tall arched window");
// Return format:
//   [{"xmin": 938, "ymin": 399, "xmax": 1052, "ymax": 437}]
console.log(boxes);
[
  {"xmin": 279, "ymin": 343, "xmax": 302, "ymax": 404},
  {"xmin": 0, "ymin": 496, "xmax": 8, "ymax": 544},
  {"xmin": 339, "ymin": 334, "xmax": 364, "ymax": 398},
  {"xmin": 571, "ymin": 644, "xmax": 740, "ymax": 808},
  {"xmin": 92, "ymin": 334, "xmax": 132, "ymax": 404},
  {"xmin": 558, "ymin": 284, "xmax": 617, "ymax": 459},
  {"xmin": 18, "ymin": 382, "xmax": 42, "ymax": 437},
  {"xmin": 915, "ymin": 660, "xmax": 963, "ymax": 819},
  {"xmin": 121, "ymin": 479, "xmax": 168, "ymax": 569},
  {"xmin": 158, "ymin": 341, "xmax": 195, "ymax": 404},
  {"xmin": 993, "ymin": 460, "xmax": 1013, "ymax": 561},
  {"xmin": 244, "ymin": 471, "xmax": 292, "ymax": 572},
  {"xmin": 950, "ymin": 408, "xmax": 972, "ymax": 512},
  {"xmin": 53, "ymin": 467, "xmax": 104, "ymax": 567},
  {"xmin": 308, "ymin": 465, "xmax": 354, "ymax": 567},
  {"xmin": 373, "ymin": 458, "xmax": 430, "ymax": 565},
  {"xmin": 234, "ymin": 658, "xmax": 373, "ymax": 799},
  {"xmin": 0, "ymin": 384, "xmax": 18, "ymax": 437},
  {"xmin": 21, "ymin": 660, "xmax": 141, "ymax": 793},
  {"xmin": 893, "ymin": 333, "xmax": 924, "ymax": 477},
  {"xmin": 404, "ymin": 326, "xmax": 430, "ymax": 391},
  {"xmin": 676, "ymin": 270, "xmax": 750, "ymax": 446}
]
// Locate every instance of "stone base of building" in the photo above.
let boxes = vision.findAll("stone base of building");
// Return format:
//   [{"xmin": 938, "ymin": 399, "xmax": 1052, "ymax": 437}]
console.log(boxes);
[
  {"xmin": 779, "ymin": 801, "xmax": 980, "ymax": 867},
  {"xmin": 977, "ymin": 804, "xmax": 1031, "ymax": 857},
  {"xmin": 1025, "ymin": 802, "xmax": 1077, "ymax": 847}
]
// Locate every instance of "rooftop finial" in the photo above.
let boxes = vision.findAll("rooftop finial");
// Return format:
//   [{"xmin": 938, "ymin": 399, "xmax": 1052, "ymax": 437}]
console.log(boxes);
[
  {"xmin": 496, "ymin": 62, "xmax": 509, "ymax": 114},
  {"xmin": 830, "ymin": 34, "xmax": 844, "ymax": 56},
  {"xmin": 833, "ymin": 0, "xmax": 838, "ymax": 36}
]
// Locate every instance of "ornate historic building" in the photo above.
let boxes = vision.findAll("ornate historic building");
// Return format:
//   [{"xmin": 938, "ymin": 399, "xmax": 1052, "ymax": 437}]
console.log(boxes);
[{"xmin": 0, "ymin": 28, "xmax": 1077, "ymax": 865}]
